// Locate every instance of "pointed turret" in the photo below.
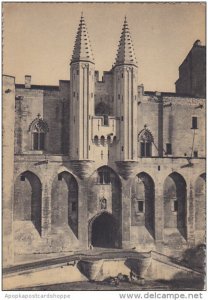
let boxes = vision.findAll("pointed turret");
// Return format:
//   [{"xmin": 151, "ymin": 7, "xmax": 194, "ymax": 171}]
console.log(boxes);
[
  {"xmin": 113, "ymin": 17, "xmax": 138, "ymax": 161},
  {"xmin": 71, "ymin": 13, "xmax": 94, "ymax": 64},
  {"xmin": 69, "ymin": 13, "xmax": 95, "ymax": 160},
  {"xmin": 114, "ymin": 16, "xmax": 137, "ymax": 67}
]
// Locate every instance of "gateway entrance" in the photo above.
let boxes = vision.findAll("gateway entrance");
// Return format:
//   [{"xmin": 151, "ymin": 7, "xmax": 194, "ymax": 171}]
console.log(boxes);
[{"xmin": 90, "ymin": 212, "xmax": 116, "ymax": 248}]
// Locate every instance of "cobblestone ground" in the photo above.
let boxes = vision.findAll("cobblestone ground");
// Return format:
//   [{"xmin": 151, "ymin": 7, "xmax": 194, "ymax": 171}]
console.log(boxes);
[{"xmin": 15, "ymin": 278, "xmax": 204, "ymax": 291}]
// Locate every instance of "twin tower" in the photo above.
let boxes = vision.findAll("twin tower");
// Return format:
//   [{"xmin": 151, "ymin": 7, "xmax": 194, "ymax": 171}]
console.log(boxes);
[{"xmin": 69, "ymin": 15, "xmax": 138, "ymax": 162}]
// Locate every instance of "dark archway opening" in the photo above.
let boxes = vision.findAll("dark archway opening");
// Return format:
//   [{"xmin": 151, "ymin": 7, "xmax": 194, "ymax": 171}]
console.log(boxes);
[
  {"xmin": 91, "ymin": 213, "xmax": 116, "ymax": 248},
  {"xmin": 164, "ymin": 172, "xmax": 187, "ymax": 239},
  {"xmin": 14, "ymin": 171, "xmax": 42, "ymax": 235},
  {"xmin": 51, "ymin": 171, "xmax": 78, "ymax": 238}
]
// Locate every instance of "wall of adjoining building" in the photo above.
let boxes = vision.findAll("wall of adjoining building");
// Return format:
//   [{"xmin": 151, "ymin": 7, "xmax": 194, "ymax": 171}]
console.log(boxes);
[{"xmin": 175, "ymin": 43, "xmax": 206, "ymax": 98}]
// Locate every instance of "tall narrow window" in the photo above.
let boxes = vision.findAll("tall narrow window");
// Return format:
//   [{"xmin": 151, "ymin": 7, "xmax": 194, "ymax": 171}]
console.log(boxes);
[
  {"xmin": 192, "ymin": 117, "xmax": 198, "ymax": 129},
  {"xmin": 140, "ymin": 142, "xmax": 151, "ymax": 157},
  {"xmin": 103, "ymin": 114, "xmax": 109, "ymax": 126},
  {"xmin": 138, "ymin": 128, "xmax": 154, "ymax": 158},
  {"xmin": 98, "ymin": 169, "xmax": 111, "ymax": 184},
  {"xmin": 172, "ymin": 199, "xmax": 178, "ymax": 212},
  {"xmin": 166, "ymin": 143, "xmax": 172, "ymax": 155},
  {"xmin": 194, "ymin": 150, "xmax": 198, "ymax": 158},
  {"xmin": 32, "ymin": 131, "xmax": 45, "ymax": 150},
  {"xmin": 29, "ymin": 116, "xmax": 49, "ymax": 151},
  {"xmin": 138, "ymin": 200, "xmax": 144, "ymax": 213}
]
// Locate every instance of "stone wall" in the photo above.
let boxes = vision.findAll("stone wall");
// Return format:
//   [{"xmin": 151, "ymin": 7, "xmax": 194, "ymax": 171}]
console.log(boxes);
[
  {"xmin": 95, "ymin": 71, "xmax": 114, "ymax": 116},
  {"xmin": 12, "ymin": 155, "xmax": 205, "ymax": 258},
  {"xmin": 139, "ymin": 95, "xmax": 205, "ymax": 158},
  {"xmin": 175, "ymin": 44, "xmax": 206, "ymax": 98},
  {"xmin": 15, "ymin": 86, "xmax": 61, "ymax": 154},
  {"xmin": 3, "ymin": 75, "xmax": 15, "ymax": 266}
]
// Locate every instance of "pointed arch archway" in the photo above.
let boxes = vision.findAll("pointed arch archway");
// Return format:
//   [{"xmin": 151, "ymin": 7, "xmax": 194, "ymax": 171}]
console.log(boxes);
[
  {"xmin": 51, "ymin": 171, "xmax": 78, "ymax": 238},
  {"xmin": 131, "ymin": 172, "xmax": 155, "ymax": 238},
  {"xmin": 14, "ymin": 171, "xmax": 42, "ymax": 235},
  {"xmin": 163, "ymin": 172, "xmax": 187, "ymax": 239},
  {"xmin": 88, "ymin": 165, "xmax": 122, "ymax": 248},
  {"xmin": 89, "ymin": 211, "xmax": 117, "ymax": 248}
]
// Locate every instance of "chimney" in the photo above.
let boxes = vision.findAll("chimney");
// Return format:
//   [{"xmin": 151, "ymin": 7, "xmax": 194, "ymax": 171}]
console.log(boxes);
[
  {"xmin": 194, "ymin": 39, "xmax": 201, "ymax": 46},
  {"xmin": 138, "ymin": 84, "xmax": 144, "ymax": 97},
  {"xmin": 25, "ymin": 75, "xmax": 31, "ymax": 88}
]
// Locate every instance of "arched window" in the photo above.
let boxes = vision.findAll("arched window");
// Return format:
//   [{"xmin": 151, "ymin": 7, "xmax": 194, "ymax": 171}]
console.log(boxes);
[
  {"xmin": 100, "ymin": 136, "xmax": 105, "ymax": 146},
  {"xmin": 29, "ymin": 117, "xmax": 49, "ymax": 151},
  {"xmin": 107, "ymin": 135, "xmax": 111, "ymax": 145},
  {"xmin": 97, "ymin": 167, "xmax": 111, "ymax": 184},
  {"xmin": 138, "ymin": 128, "xmax": 154, "ymax": 157},
  {"xmin": 94, "ymin": 135, "xmax": 99, "ymax": 145}
]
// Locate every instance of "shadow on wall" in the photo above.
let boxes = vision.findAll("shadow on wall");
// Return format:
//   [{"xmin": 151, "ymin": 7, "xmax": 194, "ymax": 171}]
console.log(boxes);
[
  {"xmin": 179, "ymin": 244, "xmax": 206, "ymax": 272},
  {"xmin": 95, "ymin": 102, "xmax": 111, "ymax": 116}
]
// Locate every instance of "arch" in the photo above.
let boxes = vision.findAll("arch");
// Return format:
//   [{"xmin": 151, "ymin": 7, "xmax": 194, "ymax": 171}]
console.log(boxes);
[
  {"xmin": 138, "ymin": 128, "xmax": 154, "ymax": 143},
  {"xmin": 94, "ymin": 135, "xmax": 99, "ymax": 145},
  {"xmin": 107, "ymin": 135, "xmax": 111, "ymax": 145},
  {"xmin": 100, "ymin": 136, "xmax": 105, "ymax": 146},
  {"xmin": 29, "ymin": 117, "xmax": 49, "ymax": 132},
  {"xmin": 89, "ymin": 211, "xmax": 117, "ymax": 248},
  {"xmin": 88, "ymin": 166, "xmax": 122, "ymax": 247},
  {"xmin": 51, "ymin": 171, "xmax": 78, "ymax": 237},
  {"xmin": 138, "ymin": 129, "xmax": 154, "ymax": 157},
  {"xmin": 163, "ymin": 172, "xmax": 187, "ymax": 239},
  {"xmin": 96, "ymin": 165, "xmax": 122, "ymax": 186},
  {"xmin": 194, "ymin": 173, "xmax": 206, "ymax": 235},
  {"xmin": 14, "ymin": 171, "xmax": 42, "ymax": 235},
  {"xmin": 131, "ymin": 172, "xmax": 155, "ymax": 238},
  {"xmin": 29, "ymin": 117, "xmax": 49, "ymax": 151}
]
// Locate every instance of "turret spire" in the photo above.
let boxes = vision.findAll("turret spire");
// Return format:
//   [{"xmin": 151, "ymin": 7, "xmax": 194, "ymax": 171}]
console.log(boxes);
[
  {"xmin": 114, "ymin": 17, "xmax": 138, "ymax": 67},
  {"xmin": 71, "ymin": 14, "xmax": 94, "ymax": 64}
]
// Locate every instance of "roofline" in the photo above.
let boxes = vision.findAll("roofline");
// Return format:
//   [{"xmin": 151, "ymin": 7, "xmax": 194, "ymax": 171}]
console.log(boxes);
[
  {"xmin": 144, "ymin": 90, "xmax": 205, "ymax": 99},
  {"xmin": 178, "ymin": 43, "xmax": 206, "ymax": 68},
  {"xmin": 112, "ymin": 63, "xmax": 138, "ymax": 69},
  {"xmin": 3, "ymin": 74, "xmax": 15, "ymax": 79},
  {"xmin": 70, "ymin": 60, "xmax": 95, "ymax": 65},
  {"xmin": 15, "ymin": 84, "xmax": 59, "ymax": 91}
]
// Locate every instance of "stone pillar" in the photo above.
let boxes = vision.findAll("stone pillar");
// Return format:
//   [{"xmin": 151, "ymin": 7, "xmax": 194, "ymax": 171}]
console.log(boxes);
[
  {"xmin": 78, "ymin": 179, "xmax": 88, "ymax": 249},
  {"xmin": 186, "ymin": 180, "xmax": 195, "ymax": 246},
  {"xmin": 154, "ymin": 181, "xmax": 164, "ymax": 249},
  {"xmin": 3, "ymin": 75, "xmax": 15, "ymax": 267},
  {"xmin": 158, "ymin": 96, "xmax": 164, "ymax": 157},
  {"xmin": 41, "ymin": 181, "xmax": 52, "ymax": 237},
  {"xmin": 122, "ymin": 179, "xmax": 131, "ymax": 248}
]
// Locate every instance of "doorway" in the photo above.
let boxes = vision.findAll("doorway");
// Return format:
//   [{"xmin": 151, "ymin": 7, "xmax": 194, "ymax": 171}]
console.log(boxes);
[{"xmin": 90, "ymin": 212, "xmax": 117, "ymax": 248}]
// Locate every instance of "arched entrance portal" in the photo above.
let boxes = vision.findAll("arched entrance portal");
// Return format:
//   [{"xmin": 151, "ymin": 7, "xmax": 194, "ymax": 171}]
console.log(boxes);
[{"xmin": 90, "ymin": 212, "xmax": 117, "ymax": 248}]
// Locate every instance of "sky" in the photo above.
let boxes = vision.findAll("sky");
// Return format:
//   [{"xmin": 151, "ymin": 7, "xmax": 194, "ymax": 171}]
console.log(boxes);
[{"xmin": 3, "ymin": 2, "xmax": 205, "ymax": 92}]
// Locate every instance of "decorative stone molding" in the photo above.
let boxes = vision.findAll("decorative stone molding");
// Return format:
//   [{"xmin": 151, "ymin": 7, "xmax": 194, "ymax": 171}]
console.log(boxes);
[
  {"xmin": 29, "ymin": 117, "xmax": 49, "ymax": 133},
  {"xmin": 138, "ymin": 127, "xmax": 154, "ymax": 143},
  {"xmin": 115, "ymin": 161, "xmax": 138, "ymax": 180},
  {"xmin": 70, "ymin": 160, "xmax": 94, "ymax": 179}
]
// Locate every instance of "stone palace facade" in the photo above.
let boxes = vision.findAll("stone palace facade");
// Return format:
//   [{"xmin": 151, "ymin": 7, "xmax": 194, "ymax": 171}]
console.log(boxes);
[{"xmin": 3, "ymin": 15, "xmax": 206, "ymax": 266}]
